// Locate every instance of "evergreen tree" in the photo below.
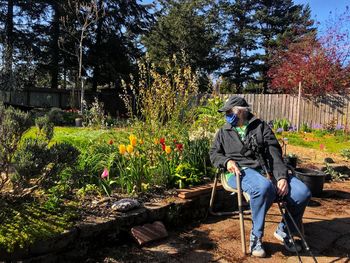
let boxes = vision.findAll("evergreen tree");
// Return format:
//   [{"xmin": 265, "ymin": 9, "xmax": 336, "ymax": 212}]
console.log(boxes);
[
  {"xmin": 142, "ymin": 0, "xmax": 221, "ymax": 90},
  {"xmin": 220, "ymin": 0, "xmax": 259, "ymax": 93},
  {"xmin": 254, "ymin": 0, "xmax": 315, "ymax": 92},
  {"xmin": 87, "ymin": 0, "xmax": 153, "ymax": 92}
]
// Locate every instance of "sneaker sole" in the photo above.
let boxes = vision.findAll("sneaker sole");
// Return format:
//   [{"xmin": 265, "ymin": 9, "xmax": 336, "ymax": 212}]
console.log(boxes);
[{"xmin": 274, "ymin": 232, "xmax": 302, "ymax": 252}]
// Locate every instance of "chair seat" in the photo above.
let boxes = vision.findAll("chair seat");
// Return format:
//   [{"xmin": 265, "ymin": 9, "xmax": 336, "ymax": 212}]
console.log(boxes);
[{"xmin": 220, "ymin": 173, "xmax": 250, "ymax": 202}]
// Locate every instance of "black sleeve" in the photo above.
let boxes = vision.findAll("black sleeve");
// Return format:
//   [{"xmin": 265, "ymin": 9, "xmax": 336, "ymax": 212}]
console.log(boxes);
[
  {"xmin": 262, "ymin": 122, "xmax": 288, "ymax": 181},
  {"xmin": 209, "ymin": 130, "xmax": 231, "ymax": 169}
]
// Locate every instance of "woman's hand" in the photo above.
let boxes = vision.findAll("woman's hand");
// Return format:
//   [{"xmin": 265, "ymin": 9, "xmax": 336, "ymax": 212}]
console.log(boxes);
[
  {"xmin": 277, "ymin": 178, "xmax": 289, "ymax": 196},
  {"xmin": 226, "ymin": 160, "xmax": 241, "ymax": 176}
]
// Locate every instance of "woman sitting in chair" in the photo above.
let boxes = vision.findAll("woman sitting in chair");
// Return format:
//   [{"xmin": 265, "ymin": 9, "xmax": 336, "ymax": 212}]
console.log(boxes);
[{"xmin": 209, "ymin": 96, "xmax": 311, "ymax": 258}]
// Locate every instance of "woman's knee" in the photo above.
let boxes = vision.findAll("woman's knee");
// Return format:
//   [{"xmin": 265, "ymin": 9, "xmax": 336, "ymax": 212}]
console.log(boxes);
[
  {"xmin": 257, "ymin": 179, "xmax": 276, "ymax": 199},
  {"xmin": 290, "ymin": 177, "xmax": 312, "ymax": 204}
]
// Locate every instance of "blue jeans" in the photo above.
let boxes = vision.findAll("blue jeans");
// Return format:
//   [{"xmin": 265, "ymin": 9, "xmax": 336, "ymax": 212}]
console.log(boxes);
[{"xmin": 227, "ymin": 168, "xmax": 311, "ymax": 238}]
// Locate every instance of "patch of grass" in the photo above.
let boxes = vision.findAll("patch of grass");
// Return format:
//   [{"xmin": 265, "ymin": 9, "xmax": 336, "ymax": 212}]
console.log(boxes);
[
  {"xmin": 277, "ymin": 132, "xmax": 350, "ymax": 153},
  {"xmin": 0, "ymin": 200, "xmax": 79, "ymax": 253},
  {"xmin": 23, "ymin": 127, "xmax": 129, "ymax": 151}
]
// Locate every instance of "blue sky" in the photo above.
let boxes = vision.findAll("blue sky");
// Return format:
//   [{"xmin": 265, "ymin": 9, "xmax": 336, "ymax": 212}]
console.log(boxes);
[
  {"xmin": 294, "ymin": 0, "xmax": 350, "ymax": 30},
  {"xmin": 142, "ymin": 0, "xmax": 350, "ymax": 29}
]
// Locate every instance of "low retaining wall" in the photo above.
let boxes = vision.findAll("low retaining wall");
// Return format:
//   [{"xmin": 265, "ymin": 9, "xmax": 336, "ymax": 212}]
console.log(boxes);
[{"xmin": 1, "ymin": 187, "xmax": 238, "ymax": 262}]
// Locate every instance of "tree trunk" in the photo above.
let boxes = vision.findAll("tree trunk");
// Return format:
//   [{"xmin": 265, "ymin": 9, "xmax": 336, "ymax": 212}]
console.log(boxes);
[
  {"xmin": 92, "ymin": 0, "xmax": 103, "ymax": 92},
  {"xmin": 50, "ymin": 2, "xmax": 60, "ymax": 89},
  {"xmin": 4, "ymin": 0, "xmax": 14, "ymax": 91}
]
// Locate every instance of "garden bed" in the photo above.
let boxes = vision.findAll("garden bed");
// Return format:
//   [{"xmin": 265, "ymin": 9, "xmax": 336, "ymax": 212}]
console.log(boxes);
[
  {"xmin": 0, "ymin": 185, "xmax": 236, "ymax": 261},
  {"xmin": 82, "ymin": 180, "xmax": 350, "ymax": 263}
]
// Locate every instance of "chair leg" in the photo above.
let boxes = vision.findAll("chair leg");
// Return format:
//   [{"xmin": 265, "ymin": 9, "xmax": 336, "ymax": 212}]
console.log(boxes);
[
  {"xmin": 209, "ymin": 175, "xmax": 218, "ymax": 215},
  {"xmin": 236, "ymin": 173, "xmax": 247, "ymax": 255}
]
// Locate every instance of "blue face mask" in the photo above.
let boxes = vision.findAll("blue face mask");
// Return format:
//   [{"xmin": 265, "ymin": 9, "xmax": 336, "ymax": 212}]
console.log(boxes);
[{"xmin": 225, "ymin": 113, "xmax": 239, "ymax": 126}]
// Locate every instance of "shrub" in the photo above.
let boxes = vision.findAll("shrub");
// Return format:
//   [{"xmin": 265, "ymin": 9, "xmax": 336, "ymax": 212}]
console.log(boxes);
[
  {"xmin": 47, "ymin": 108, "xmax": 65, "ymax": 125},
  {"xmin": 13, "ymin": 138, "xmax": 50, "ymax": 188},
  {"xmin": 35, "ymin": 115, "xmax": 54, "ymax": 141},
  {"xmin": 47, "ymin": 107, "xmax": 80, "ymax": 126},
  {"xmin": 0, "ymin": 103, "xmax": 32, "ymax": 190},
  {"xmin": 13, "ymin": 117, "xmax": 79, "ymax": 192}
]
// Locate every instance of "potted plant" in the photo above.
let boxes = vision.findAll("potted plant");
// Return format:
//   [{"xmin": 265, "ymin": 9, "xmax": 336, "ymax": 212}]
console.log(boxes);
[
  {"xmin": 284, "ymin": 153, "xmax": 298, "ymax": 168},
  {"xmin": 294, "ymin": 168, "xmax": 326, "ymax": 197}
]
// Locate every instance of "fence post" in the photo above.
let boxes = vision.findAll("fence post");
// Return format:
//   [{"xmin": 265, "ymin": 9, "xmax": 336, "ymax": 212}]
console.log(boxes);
[{"xmin": 296, "ymin": 82, "xmax": 302, "ymax": 131}]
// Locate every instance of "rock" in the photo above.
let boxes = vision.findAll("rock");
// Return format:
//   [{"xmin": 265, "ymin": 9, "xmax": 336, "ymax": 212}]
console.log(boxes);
[
  {"xmin": 324, "ymin": 157, "xmax": 335, "ymax": 163},
  {"xmin": 131, "ymin": 221, "xmax": 168, "ymax": 246},
  {"xmin": 111, "ymin": 198, "xmax": 140, "ymax": 212}
]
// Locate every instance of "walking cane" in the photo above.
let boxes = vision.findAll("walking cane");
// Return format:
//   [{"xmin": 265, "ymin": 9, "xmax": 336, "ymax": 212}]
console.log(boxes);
[{"xmin": 256, "ymin": 152, "xmax": 318, "ymax": 263}]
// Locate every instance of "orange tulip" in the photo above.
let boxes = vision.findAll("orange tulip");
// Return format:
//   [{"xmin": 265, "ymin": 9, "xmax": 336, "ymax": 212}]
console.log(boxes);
[
  {"xmin": 165, "ymin": 146, "xmax": 171, "ymax": 154},
  {"xmin": 129, "ymin": 134, "xmax": 137, "ymax": 146}
]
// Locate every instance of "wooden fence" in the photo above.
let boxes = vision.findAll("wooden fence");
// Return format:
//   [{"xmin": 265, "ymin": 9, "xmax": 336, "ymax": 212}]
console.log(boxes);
[
  {"xmin": 221, "ymin": 94, "xmax": 350, "ymax": 129},
  {"xmin": 0, "ymin": 88, "xmax": 126, "ymax": 116},
  {"xmin": 1, "ymin": 89, "xmax": 349, "ymax": 129}
]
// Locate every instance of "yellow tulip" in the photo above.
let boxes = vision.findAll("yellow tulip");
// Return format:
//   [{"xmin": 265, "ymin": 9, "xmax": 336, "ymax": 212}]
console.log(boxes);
[
  {"xmin": 129, "ymin": 134, "xmax": 136, "ymax": 141},
  {"xmin": 165, "ymin": 146, "xmax": 171, "ymax": 154},
  {"xmin": 154, "ymin": 138, "xmax": 159, "ymax": 145},
  {"xmin": 130, "ymin": 138, "xmax": 137, "ymax": 146},
  {"xmin": 126, "ymin": 144, "xmax": 134, "ymax": 153},
  {"xmin": 119, "ymin": 144, "xmax": 126, "ymax": 155},
  {"xmin": 139, "ymin": 139, "xmax": 144, "ymax": 145}
]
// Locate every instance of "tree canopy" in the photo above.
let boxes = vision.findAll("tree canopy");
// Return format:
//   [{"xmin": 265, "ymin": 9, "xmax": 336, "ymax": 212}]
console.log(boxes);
[{"xmin": 0, "ymin": 0, "xmax": 347, "ymax": 95}]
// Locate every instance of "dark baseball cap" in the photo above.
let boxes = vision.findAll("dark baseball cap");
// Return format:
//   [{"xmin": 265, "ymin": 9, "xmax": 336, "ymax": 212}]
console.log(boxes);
[{"xmin": 218, "ymin": 96, "xmax": 249, "ymax": 112}]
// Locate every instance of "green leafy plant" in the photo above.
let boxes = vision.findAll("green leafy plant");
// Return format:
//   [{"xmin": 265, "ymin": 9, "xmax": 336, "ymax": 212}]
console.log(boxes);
[
  {"xmin": 325, "ymin": 163, "xmax": 349, "ymax": 181},
  {"xmin": 273, "ymin": 118, "xmax": 290, "ymax": 131},
  {"xmin": 121, "ymin": 55, "xmax": 199, "ymax": 131},
  {"xmin": 82, "ymin": 97, "xmax": 107, "ymax": 128},
  {"xmin": 174, "ymin": 163, "xmax": 202, "ymax": 189},
  {"xmin": 340, "ymin": 148, "xmax": 350, "ymax": 160},
  {"xmin": 192, "ymin": 96, "xmax": 226, "ymax": 133},
  {"xmin": 300, "ymin": 122, "xmax": 312, "ymax": 133}
]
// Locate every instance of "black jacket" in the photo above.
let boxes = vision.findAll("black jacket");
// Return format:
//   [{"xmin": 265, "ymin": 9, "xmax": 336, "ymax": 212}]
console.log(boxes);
[{"xmin": 209, "ymin": 114, "xmax": 288, "ymax": 181}]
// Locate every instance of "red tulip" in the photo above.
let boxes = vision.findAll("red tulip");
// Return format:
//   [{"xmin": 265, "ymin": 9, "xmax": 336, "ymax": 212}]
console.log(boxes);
[{"xmin": 176, "ymin": 143, "xmax": 183, "ymax": 152}]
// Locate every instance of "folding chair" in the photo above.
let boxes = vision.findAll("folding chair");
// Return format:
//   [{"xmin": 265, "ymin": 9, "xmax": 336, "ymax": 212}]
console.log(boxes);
[
  {"xmin": 209, "ymin": 169, "xmax": 251, "ymax": 254},
  {"xmin": 209, "ymin": 166, "xmax": 306, "ymax": 256}
]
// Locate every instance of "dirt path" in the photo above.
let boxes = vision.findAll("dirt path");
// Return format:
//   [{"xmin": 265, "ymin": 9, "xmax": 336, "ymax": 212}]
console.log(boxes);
[
  {"xmin": 85, "ymin": 146, "xmax": 350, "ymax": 263},
  {"xmin": 85, "ymin": 181, "xmax": 350, "ymax": 263}
]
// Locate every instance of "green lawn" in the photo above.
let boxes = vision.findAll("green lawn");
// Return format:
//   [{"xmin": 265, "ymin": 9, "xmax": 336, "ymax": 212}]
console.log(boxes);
[
  {"xmin": 277, "ymin": 131, "xmax": 350, "ymax": 154},
  {"xmin": 24, "ymin": 127, "xmax": 129, "ymax": 150}
]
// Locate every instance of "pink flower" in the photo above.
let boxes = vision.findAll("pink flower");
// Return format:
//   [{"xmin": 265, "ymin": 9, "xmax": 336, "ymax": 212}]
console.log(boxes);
[
  {"xmin": 101, "ymin": 168, "xmax": 109, "ymax": 179},
  {"xmin": 320, "ymin": 144, "xmax": 325, "ymax": 151}
]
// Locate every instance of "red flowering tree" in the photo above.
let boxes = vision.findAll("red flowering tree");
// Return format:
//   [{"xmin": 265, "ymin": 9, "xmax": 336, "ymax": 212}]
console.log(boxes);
[{"xmin": 268, "ymin": 8, "xmax": 350, "ymax": 95}]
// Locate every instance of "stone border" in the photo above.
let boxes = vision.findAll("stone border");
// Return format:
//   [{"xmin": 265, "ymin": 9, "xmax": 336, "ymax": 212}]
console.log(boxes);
[{"xmin": 1, "ymin": 186, "xmax": 238, "ymax": 261}]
